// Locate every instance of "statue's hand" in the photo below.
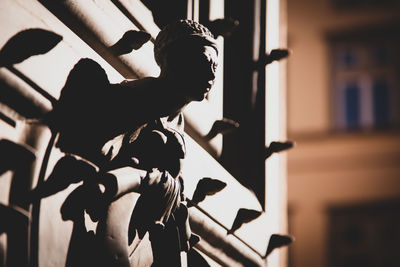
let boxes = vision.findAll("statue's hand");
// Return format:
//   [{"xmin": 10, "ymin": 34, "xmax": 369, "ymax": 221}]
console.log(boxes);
[
  {"xmin": 139, "ymin": 168, "xmax": 166, "ymax": 193},
  {"xmin": 129, "ymin": 169, "xmax": 181, "ymax": 241},
  {"xmin": 123, "ymin": 123, "xmax": 185, "ymax": 178},
  {"xmin": 140, "ymin": 169, "xmax": 180, "ymax": 224}
]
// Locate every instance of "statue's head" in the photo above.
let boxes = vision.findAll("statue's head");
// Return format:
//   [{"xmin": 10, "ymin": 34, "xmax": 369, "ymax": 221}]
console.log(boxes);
[{"xmin": 154, "ymin": 20, "xmax": 219, "ymax": 102}]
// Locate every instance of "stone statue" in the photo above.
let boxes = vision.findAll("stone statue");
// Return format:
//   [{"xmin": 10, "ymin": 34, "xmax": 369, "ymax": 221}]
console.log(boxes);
[{"xmin": 41, "ymin": 20, "xmax": 219, "ymax": 266}]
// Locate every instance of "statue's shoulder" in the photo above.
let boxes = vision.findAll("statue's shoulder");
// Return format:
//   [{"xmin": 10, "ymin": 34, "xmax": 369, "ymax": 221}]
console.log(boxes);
[
  {"xmin": 114, "ymin": 77, "xmax": 162, "ymax": 105},
  {"xmin": 119, "ymin": 77, "xmax": 158, "ymax": 90}
]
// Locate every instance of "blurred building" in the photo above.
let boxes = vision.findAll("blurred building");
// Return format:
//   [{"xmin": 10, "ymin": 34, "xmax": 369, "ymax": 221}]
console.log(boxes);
[
  {"xmin": 0, "ymin": 0, "xmax": 289, "ymax": 267},
  {"xmin": 287, "ymin": 0, "xmax": 400, "ymax": 266}
]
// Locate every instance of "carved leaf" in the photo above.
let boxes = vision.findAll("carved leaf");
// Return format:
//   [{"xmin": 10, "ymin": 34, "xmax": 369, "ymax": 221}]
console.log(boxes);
[
  {"xmin": 227, "ymin": 208, "xmax": 262, "ymax": 234},
  {"xmin": 261, "ymin": 49, "xmax": 291, "ymax": 65},
  {"xmin": 254, "ymin": 49, "xmax": 291, "ymax": 69},
  {"xmin": 205, "ymin": 118, "xmax": 240, "ymax": 140},
  {"xmin": 264, "ymin": 234, "xmax": 294, "ymax": 258},
  {"xmin": 206, "ymin": 18, "xmax": 239, "ymax": 38},
  {"xmin": 264, "ymin": 140, "xmax": 295, "ymax": 159},
  {"xmin": 190, "ymin": 177, "xmax": 227, "ymax": 206}
]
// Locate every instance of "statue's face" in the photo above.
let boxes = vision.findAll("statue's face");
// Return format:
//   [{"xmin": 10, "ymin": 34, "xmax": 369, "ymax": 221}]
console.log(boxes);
[
  {"xmin": 166, "ymin": 44, "xmax": 218, "ymax": 102},
  {"xmin": 185, "ymin": 45, "xmax": 218, "ymax": 101}
]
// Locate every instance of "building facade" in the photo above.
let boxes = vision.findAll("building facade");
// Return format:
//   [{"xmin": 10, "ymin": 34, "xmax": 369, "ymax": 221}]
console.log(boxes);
[{"xmin": 0, "ymin": 0, "xmax": 289, "ymax": 267}]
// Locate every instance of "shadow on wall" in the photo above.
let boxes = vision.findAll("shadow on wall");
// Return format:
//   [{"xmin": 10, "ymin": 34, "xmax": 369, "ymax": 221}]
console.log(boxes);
[
  {"xmin": 0, "ymin": 27, "xmax": 188, "ymax": 267},
  {"xmin": 1, "ymin": 25, "xmax": 294, "ymax": 267},
  {"xmin": 0, "ymin": 26, "xmax": 210, "ymax": 267}
]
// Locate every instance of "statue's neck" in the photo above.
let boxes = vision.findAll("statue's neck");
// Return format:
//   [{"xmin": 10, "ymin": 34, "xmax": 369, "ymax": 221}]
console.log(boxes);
[{"xmin": 151, "ymin": 77, "xmax": 190, "ymax": 118}]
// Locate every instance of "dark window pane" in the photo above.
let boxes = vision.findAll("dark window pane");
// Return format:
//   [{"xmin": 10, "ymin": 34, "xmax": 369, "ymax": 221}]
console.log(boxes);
[
  {"xmin": 373, "ymin": 79, "xmax": 390, "ymax": 127},
  {"xmin": 345, "ymin": 83, "xmax": 360, "ymax": 129}
]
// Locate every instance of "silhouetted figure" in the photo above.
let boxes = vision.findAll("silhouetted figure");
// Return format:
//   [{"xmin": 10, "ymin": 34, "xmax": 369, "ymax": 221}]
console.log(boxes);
[
  {"xmin": 44, "ymin": 20, "xmax": 219, "ymax": 266},
  {"xmin": 45, "ymin": 20, "xmax": 218, "ymax": 170}
]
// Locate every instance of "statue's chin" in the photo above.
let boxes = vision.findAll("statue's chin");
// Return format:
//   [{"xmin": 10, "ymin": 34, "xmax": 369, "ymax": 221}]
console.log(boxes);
[{"xmin": 192, "ymin": 92, "xmax": 208, "ymax": 102}]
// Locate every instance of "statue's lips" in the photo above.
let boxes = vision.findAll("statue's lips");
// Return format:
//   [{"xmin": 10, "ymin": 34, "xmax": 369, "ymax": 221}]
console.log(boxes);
[
  {"xmin": 203, "ymin": 81, "xmax": 214, "ymax": 92},
  {"xmin": 192, "ymin": 81, "xmax": 214, "ymax": 96},
  {"xmin": 202, "ymin": 87, "xmax": 211, "ymax": 95}
]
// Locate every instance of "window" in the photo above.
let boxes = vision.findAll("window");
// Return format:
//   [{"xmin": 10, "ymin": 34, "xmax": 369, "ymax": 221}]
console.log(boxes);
[
  {"xmin": 330, "ymin": 27, "xmax": 400, "ymax": 131},
  {"xmin": 329, "ymin": 200, "xmax": 400, "ymax": 267},
  {"xmin": 344, "ymin": 81, "xmax": 360, "ymax": 129}
]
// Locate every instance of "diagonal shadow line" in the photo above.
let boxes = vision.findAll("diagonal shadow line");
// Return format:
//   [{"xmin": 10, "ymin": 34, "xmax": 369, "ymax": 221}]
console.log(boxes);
[
  {"xmin": 110, "ymin": 0, "xmax": 156, "ymax": 43},
  {"xmin": 0, "ymin": 111, "xmax": 16, "ymax": 127},
  {"xmin": 6, "ymin": 66, "xmax": 57, "ymax": 106}
]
